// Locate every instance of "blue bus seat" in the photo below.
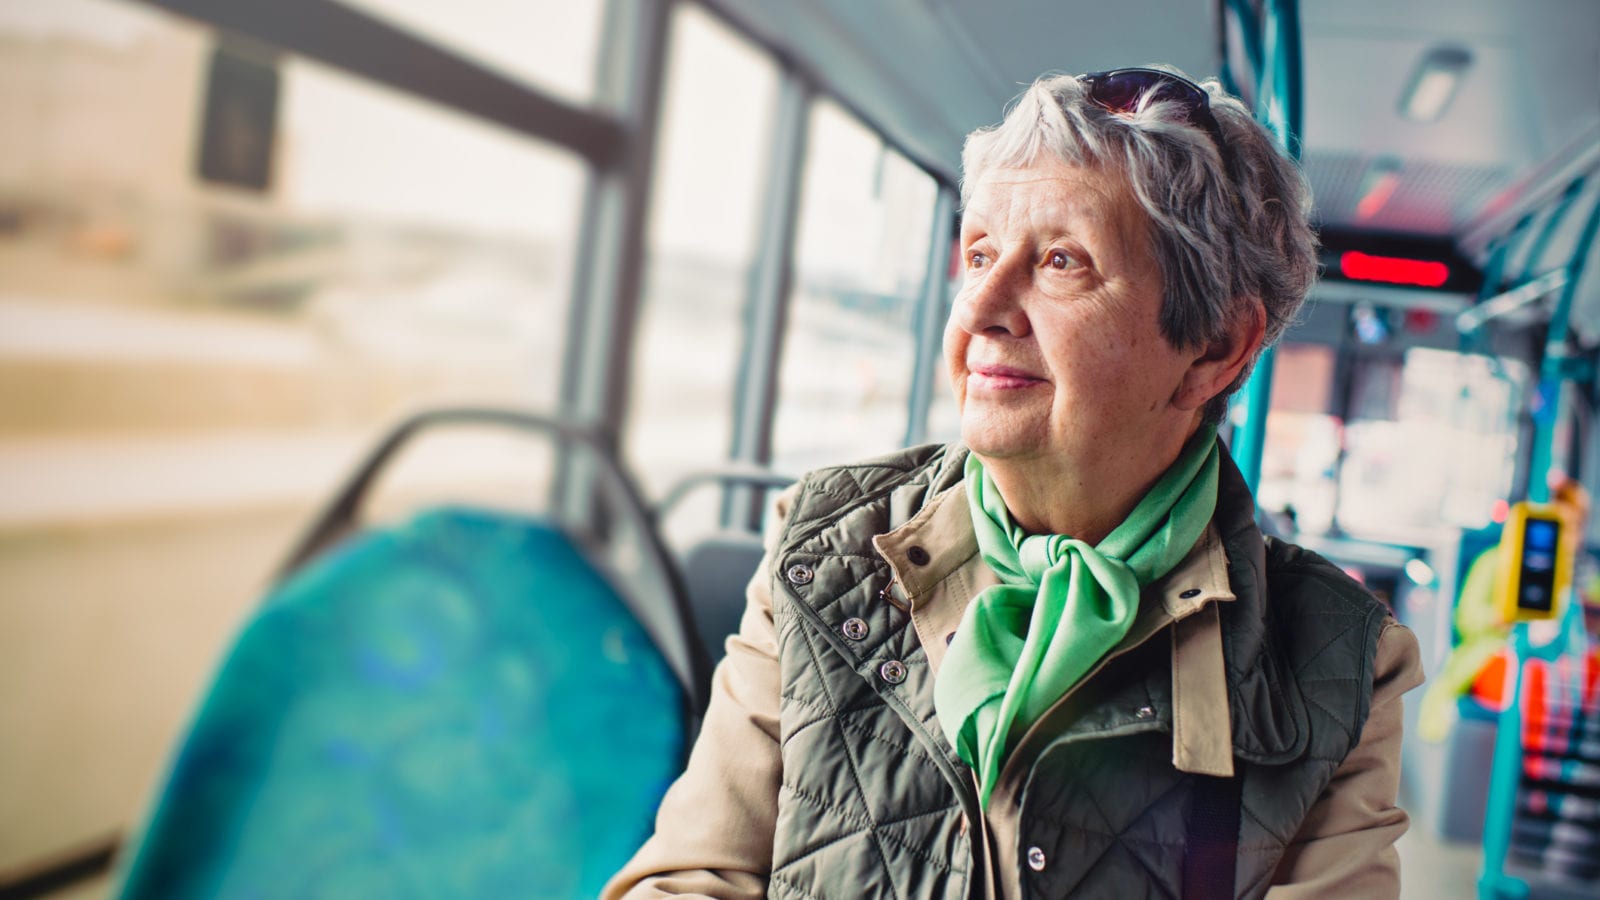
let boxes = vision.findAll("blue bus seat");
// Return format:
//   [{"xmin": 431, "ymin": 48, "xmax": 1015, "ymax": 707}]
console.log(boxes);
[{"xmin": 117, "ymin": 505, "xmax": 686, "ymax": 899}]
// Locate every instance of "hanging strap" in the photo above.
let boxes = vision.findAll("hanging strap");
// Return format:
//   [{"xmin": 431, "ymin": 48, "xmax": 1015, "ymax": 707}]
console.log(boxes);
[{"xmin": 1182, "ymin": 773, "xmax": 1242, "ymax": 899}]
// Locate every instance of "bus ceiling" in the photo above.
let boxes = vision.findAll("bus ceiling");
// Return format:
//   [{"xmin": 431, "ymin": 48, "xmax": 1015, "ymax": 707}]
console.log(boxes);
[{"xmin": 705, "ymin": 0, "xmax": 1599, "ymax": 245}]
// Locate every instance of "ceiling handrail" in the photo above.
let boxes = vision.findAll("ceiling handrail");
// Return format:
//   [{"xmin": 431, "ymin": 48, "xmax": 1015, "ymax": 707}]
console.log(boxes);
[{"xmin": 1455, "ymin": 269, "xmax": 1570, "ymax": 333}]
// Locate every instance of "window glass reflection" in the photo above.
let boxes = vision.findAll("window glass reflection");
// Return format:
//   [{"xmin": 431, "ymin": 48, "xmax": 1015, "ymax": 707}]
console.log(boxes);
[
  {"xmin": 1338, "ymin": 348, "xmax": 1526, "ymax": 541},
  {"xmin": 625, "ymin": 3, "xmax": 775, "ymax": 542},
  {"xmin": 1256, "ymin": 342, "xmax": 1527, "ymax": 543},
  {"xmin": 924, "ymin": 248, "xmax": 962, "ymax": 445},
  {"xmin": 772, "ymin": 101, "xmax": 937, "ymax": 474},
  {"xmin": 338, "ymin": 0, "xmax": 604, "ymax": 104},
  {"xmin": 1256, "ymin": 343, "xmax": 1340, "ymax": 535}
]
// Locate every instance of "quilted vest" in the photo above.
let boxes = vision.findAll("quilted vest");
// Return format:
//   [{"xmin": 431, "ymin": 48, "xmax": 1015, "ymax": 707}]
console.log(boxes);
[{"xmin": 766, "ymin": 442, "xmax": 1391, "ymax": 899}]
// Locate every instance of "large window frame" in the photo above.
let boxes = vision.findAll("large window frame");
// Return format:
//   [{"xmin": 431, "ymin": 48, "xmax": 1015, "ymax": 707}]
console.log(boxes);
[{"xmin": 128, "ymin": 0, "xmax": 960, "ymax": 529}]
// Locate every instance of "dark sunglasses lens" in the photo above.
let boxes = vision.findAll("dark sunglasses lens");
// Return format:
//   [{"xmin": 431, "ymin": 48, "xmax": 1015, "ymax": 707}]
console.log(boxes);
[
  {"xmin": 1091, "ymin": 71, "xmax": 1205, "ymax": 116},
  {"xmin": 1090, "ymin": 72, "xmax": 1153, "ymax": 112}
]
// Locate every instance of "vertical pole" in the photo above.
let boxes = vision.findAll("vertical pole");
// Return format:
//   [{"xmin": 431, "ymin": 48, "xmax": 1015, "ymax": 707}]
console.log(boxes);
[
  {"xmin": 1465, "ymin": 218, "xmax": 1534, "ymax": 499},
  {"xmin": 1221, "ymin": 0, "xmax": 1266, "ymax": 87},
  {"xmin": 1524, "ymin": 184, "xmax": 1600, "ymax": 500},
  {"xmin": 904, "ymin": 188, "xmax": 957, "ymax": 447},
  {"xmin": 1232, "ymin": 354, "xmax": 1277, "ymax": 492},
  {"xmin": 725, "ymin": 70, "xmax": 811, "ymax": 527},
  {"xmin": 1460, "ymin": 230, "xmax": 1518, "ymax": 353},
  {"xmin": 1511, "ymin": 183, "xmax": 1584, "ymax": 503},
  {"xmin": 556, "ymin": 0, "xmax": 673, "ymax": 527},
  {"xmin": 1478, "ymin": 179, "xmax": 1599, "ymax": 898},
  {"xmin": 1228, "ymin": 0, "xmax": 1302, "ymax": 492},
  {"xmin": 1478, "ymin": 624, "xmax": 1533, "ymax": 899}
]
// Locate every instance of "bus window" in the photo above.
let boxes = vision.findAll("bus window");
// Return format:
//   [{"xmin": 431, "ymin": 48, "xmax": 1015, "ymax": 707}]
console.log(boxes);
[
  {"xmin": 1340, "ymin": 348, "xmax": 1526, "ymax": 540},
  {"xmin": 624, "ymin": 2, "xmax": 777, "ymax": 541},
  {"xmin": 0, "ymin": 0, "xmax": 586, "ymax": 872},
  {"xmin": 772, "ymin": 100, "xmax": 937, "ymax": 474},
  {"xmin": 1258, "ymin": 343, "xmax": 1342, "ymax": 535},
  {"xmin": 924, "ymin": 242, "xmax": 963, "ymax": 445},
  {"xmin": 338, "ymin": 0, "xmax": 604, "ymax": 105}
]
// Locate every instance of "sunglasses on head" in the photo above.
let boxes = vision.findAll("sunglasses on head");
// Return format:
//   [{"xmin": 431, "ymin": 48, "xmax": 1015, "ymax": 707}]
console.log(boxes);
[{"xmin": 1079, "ymin": 68, "xmax": 1227, "ymax": 152}]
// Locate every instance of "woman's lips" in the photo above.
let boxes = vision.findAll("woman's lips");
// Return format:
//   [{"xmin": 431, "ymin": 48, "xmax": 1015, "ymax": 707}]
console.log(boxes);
[{"xmin": 969, "ymin": 365, "xmax": 1045, "ymax": 390}]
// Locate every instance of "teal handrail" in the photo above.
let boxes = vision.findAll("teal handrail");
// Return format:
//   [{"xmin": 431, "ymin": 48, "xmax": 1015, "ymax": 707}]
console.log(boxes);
[
  {"xmin": 1523, "ymin": 184, "xmax": 1600, "ymax": 491},
  {"xmin": 1477, "ymin": 177, "xmax": 1600, "ymax": 899},
  {"xmin": 1223, "ymin": 0, "xmax": 1303, "ymax": 492},
  {"xmin": 1479, "ymin": 622, "xmax": 1534, "ymax": 900}
]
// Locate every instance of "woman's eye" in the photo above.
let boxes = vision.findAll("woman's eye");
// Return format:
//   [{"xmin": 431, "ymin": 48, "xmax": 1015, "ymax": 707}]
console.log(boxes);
[
  {"xmin": 967, "ymin": 251, "xmax": 989, "ymax": 269},
  {"xmin": 1046, "ymin": 249, "xmax": 1077, "ymax": 270}
]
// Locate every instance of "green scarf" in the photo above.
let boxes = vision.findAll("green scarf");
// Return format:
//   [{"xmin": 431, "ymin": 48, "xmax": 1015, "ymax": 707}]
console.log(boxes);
[{"xmin": 933, "ymin": 427, "xmax": 1220, "ymax": 807}]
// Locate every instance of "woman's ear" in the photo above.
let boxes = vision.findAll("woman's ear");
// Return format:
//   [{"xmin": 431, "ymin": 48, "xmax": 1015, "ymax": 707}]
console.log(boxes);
[{"xmin": 1172, "ymin": 298, "xmax": 1266, "ymax": 412}]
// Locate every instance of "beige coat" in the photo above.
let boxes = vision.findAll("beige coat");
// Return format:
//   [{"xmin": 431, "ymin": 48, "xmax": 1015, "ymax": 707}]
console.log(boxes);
[{"xmin": 607, "ymin": 481, "xmax": 1425, "ymax": 899}]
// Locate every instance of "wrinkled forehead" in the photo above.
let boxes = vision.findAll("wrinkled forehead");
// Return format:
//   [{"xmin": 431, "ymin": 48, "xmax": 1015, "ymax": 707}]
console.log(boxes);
[{"xmin": 960, "ymin": 161, "xmax": 1151, "ymax": 247}]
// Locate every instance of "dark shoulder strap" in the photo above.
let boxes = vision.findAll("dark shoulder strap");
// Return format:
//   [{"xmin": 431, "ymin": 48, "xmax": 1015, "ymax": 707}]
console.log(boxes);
[{"xmin": 1182, "ymin": 773, "xmax": 1242, "ymax": 899}]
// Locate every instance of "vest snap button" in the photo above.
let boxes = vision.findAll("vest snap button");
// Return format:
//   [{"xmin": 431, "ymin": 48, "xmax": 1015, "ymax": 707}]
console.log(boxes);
[
  {"xmin": 1135, "ymin": 705, "xmax": 1155, "ymax": 719},
  {"xmin": 1179, "ymin": 588, "xmax": 1202, "ymax": 599},
  {"xmin": 878, "ymin": 660, "xmax": 907, "ymax": 684},
  {"xmin": 841, "ymin": 617, "xmax": 869, "ymax": 641},
  {"xmin": 1027, "ymin": 845, "xmax": 1047, "ymax": 871},
  {"xmin": 907, "ymin": 545, "xmax": 932, "ymax": 566},
  {"xmin": 785, "ymin": 563, "xmax": 814, "ymax": 585}
]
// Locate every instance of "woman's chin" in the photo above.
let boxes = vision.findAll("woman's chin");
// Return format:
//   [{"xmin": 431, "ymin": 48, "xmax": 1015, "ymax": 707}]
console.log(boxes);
[{"xmin": 960, "ymin": 417, "xmax": 1048, "ymax": 461}]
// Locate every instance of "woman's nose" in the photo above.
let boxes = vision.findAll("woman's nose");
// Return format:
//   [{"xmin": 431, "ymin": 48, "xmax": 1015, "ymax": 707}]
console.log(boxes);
[{"xmin": 954, "ymin": 259, "xmax": 1030, "ymax": 338}]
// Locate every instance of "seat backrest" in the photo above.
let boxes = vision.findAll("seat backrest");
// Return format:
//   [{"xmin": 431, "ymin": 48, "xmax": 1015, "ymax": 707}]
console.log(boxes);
[
  {"xmin": 656, "ymin": 467, "xmax": 796, "ymax": 667},
  {"xmin": 118, "ymin": 506, "xmax": 687, "ymax": 900},
  {"xmin": 679, "ymin": 530, "xmax": 769, "ymax": 662}
]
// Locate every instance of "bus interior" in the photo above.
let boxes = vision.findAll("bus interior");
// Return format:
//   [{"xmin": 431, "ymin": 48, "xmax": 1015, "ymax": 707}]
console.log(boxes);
[{"xmin": 2, "ymin": 0, "xmax": 1599, "ymax": 897}]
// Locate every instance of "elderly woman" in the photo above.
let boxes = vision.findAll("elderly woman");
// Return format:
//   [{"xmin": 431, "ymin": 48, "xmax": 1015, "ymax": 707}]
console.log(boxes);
[{"xmin": 607, "ymin": 67, "xmax": 1423, "ymax": 899}]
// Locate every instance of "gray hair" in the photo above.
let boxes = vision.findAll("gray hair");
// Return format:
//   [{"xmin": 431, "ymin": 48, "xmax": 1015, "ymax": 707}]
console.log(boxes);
[{"xmin": 961, "ymin": 68, "xmax": 1318, "ymax": 423}]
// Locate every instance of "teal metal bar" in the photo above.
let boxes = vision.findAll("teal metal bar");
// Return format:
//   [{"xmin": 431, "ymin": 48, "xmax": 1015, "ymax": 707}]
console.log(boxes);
[
  {"xmin": 1223, "ymin": 0, "xmax": 1265, "ymax": 83},
  {"xmin": 1460, "ymin": 215, "xmax": 1534, "ymax": 352},
  {"xmin": 1524, "ymin": 183, "xmax": 1600, "ymax": 490},
  {"xmin": 1477, "ymin": 179, "xmax": 1599, "ymax": 898},
  {"xmin": 1518, "ymin": 180, "xmax": 1586, "ymax": 285},
  {"xmin": 1262, "ymin": 0, "xmax": 1305, "ymax": 154},
  {"xmin": 1229, "ymin": 0, "xmax": 1302, "ymax": 492},
  {"xmin": 1479, "ymin": 623, "xmax": 1534, "ymax": 900},
  {"xmin": 1461, "ymin": 238, "xmax": 1512, "ymax": 351},
  {"xmin": 1453, "ymin": 226, "xmax": 1522, "ymax": 896},
  {"xmin": 1232, "ymin": 350, "xmax": 1277, "ymax": 492}
]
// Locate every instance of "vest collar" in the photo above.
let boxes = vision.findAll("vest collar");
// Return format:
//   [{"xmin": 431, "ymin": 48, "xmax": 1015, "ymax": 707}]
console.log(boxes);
[
  {"xmin": 1212, "ymin": 444, "xmax": 1310, "ymax": 764},
  {"xmin": 781, "ymin": 439, "xmax": 1308, "ymax": 774},
  {"xmin": 872, "ymin": 468, "xmax": 1238, "ymax": 777}
]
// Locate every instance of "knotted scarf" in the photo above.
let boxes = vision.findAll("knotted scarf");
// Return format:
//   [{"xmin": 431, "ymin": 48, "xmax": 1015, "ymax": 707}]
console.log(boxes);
[{"xmin": 933, "ymin": 426, "xmax": 1219, "ymax": 807}]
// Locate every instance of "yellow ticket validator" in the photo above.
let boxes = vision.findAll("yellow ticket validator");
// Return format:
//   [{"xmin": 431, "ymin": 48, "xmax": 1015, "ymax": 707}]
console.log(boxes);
[{"xmin": 1494, "ymin": 501, "xmax": 1573, "ymax": 623}]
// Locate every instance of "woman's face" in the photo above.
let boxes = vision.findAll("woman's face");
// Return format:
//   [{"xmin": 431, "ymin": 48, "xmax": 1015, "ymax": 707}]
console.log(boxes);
[{"xmin": 944, "ymin": 160, "xmax": 1204, "ymax": 472}]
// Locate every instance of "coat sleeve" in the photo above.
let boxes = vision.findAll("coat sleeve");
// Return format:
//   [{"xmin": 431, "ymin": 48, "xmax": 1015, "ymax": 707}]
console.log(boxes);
[
  {"xmin": 1264, "ymin": 619, "xmax": 1425, "ymax": 899},
  {"xmin": 600, "ymin": 488, "xmax": 799, "ymax": 899}
]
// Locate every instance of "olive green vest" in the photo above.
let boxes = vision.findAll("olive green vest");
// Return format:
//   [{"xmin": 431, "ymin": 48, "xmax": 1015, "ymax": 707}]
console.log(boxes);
[{"xmin": 765, "ymin": 443, "xmax": 1390, "ymax": 899}]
